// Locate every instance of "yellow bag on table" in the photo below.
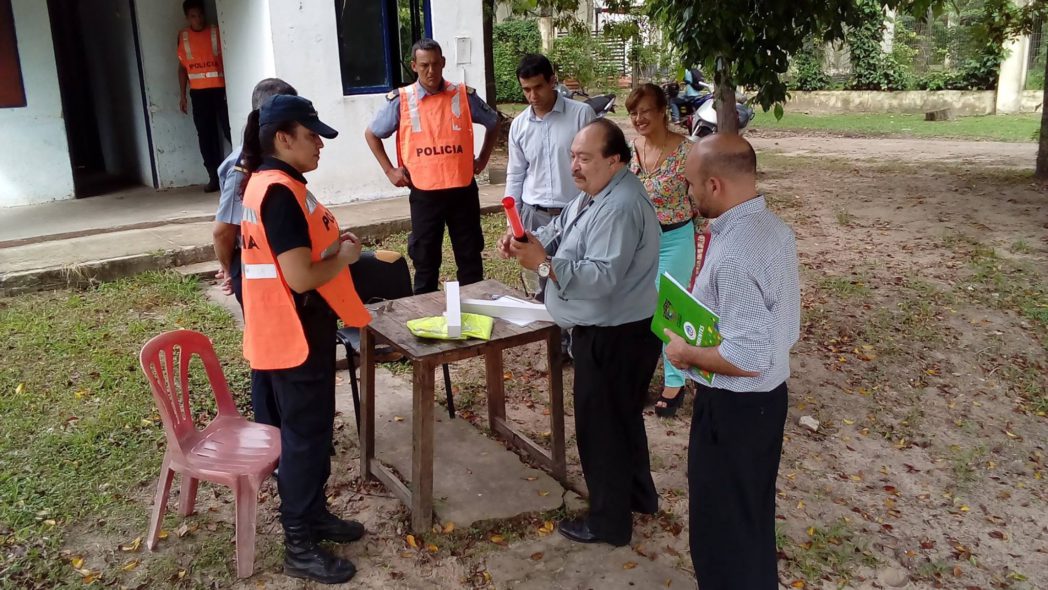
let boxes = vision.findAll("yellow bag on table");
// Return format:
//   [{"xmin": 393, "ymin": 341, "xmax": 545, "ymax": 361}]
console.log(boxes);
[{"xmin": 406, "ymin": 313, "xmax": 495, "ymax": 341}]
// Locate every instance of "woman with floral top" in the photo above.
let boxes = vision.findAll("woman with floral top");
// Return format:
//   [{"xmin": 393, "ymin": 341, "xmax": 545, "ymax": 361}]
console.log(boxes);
[{"xmin": 627, "ymin": 83, "xmax": 699, "ymax": 417}]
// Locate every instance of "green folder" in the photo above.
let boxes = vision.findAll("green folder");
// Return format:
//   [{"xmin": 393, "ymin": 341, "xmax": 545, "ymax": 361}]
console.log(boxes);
[{"xmin": 651, "ymin": 272, "xmax": 722, "ymax": 386}]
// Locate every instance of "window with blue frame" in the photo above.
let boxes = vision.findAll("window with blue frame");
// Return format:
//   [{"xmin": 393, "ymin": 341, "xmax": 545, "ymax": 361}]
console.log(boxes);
[{"xmin": 334, "ymin": 0, "xmax": 431, "ymax": 95}]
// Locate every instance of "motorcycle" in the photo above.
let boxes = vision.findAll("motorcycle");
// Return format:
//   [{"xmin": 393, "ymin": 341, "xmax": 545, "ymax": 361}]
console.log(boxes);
[
  {"xmin": 664, "ymin": 73, "xmax": 754, "ymax": 138},
  {"xmin": 555, "ymin": 83, "xmax": 616, "ymax": 118}
]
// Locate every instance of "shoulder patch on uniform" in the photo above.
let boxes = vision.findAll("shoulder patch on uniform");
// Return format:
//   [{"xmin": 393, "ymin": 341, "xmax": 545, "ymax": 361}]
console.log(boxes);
[{"xmin": 386, "ymin": 90, "xmax": 398, "ymax": 100}]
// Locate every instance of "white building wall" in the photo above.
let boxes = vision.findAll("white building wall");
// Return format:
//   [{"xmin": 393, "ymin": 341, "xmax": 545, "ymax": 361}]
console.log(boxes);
[
  {"xmin": 0, "ymin": 0, "xmax": 74, "ymax": 207},
  {"xmin": 134, "ymin": 0, "xmax": 212, "ymax": 188},
  {"xmin": 215, "ymin": 0, "xmax": 275, "ymax": 146},
  {"xmin": 266, "ymin": 0, "xmax": 489, "ymax": 205}
]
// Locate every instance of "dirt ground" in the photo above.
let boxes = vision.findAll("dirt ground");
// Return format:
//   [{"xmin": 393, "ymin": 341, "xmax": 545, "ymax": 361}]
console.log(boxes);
[
  {"xmin": 86, "ymin": 132, "xmax": 1046, "ymax": 590},
  {"xmin": 464, "ymin": 132, "xmax": 1048, "ymax": 589}
]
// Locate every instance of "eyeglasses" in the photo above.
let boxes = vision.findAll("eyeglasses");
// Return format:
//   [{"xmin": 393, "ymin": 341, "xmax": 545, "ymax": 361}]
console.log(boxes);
[{"xmin": 628, "ymin": 108, "xmax": 661, "ymax": 119}]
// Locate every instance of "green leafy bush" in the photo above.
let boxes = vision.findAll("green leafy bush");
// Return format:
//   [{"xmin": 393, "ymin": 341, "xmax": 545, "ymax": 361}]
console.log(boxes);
[
  {"xmin": 494, "ymin": 19, "xmax": 542, "ymax": 103},
  {"xmin": 549, "ymin": 31, "xmax": 618, "ymax": 93},
  {"xmin": 789, "ymin": 39, "xmax": 831, "ymax": 91},
  {"xmin": 847, "ymin": 0, "xmax": 912, "ymax": 90}
]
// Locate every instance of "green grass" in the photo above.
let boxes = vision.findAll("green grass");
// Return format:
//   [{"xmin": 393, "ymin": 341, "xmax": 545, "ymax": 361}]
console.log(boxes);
[
  {"xmin": 0, "ymin": 272, "xmax": 250, "ymax": 588},
  {"xmin": 753, "ymin": 111, "xmax": 1042, "ymax": 143},
  {"xmin": 783, "ymin": 519, "xmax": 879, "ymax": 586},
  {"xmin": 370, "ymin": 212, "xmax": 525, "ymax": 294}
]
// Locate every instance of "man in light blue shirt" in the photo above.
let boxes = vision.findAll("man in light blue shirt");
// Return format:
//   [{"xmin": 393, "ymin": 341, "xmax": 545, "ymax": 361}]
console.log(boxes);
[
  {"xmin": 501, "ymin": 119, "xmax": 662, "ymax": 549},
  {"xmin": 211, "ymin": 78, "xmax": 296, "ymax": 432},
  {"xmin": 506, "ymin": 54, "xmax": 596, "ymax": 232},
  {"xmin": 212, "ymin": 78, "xmax": 297, "ymax": 306},
  {"xmin": 664, "ymin": 135, "xmax": 800, "ymax": 589}
]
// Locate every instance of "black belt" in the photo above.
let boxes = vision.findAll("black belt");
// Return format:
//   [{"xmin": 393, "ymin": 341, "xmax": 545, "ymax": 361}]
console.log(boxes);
[
  {"xmin": 661, "ymin": 218, "xmax": 693, "ymax": 233},
  {"xmin": 529, "ymin": 203, "xmax": 564, "ymax": 215}
]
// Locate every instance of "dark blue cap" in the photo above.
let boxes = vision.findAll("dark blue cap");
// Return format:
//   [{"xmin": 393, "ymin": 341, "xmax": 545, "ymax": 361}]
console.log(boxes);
[{"xmin": 259, "ymin": 94, "xmax": 338, "ymax": 139}]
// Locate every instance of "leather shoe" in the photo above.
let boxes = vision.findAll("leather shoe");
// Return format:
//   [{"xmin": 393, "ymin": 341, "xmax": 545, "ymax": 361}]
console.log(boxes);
[
  {"xmin": 311, "ymin": 509, "xmax": 365, "ymax": 543},
  {"xmin": 557, "ymin": 518, "xmax": 600, "ymax": 544}
]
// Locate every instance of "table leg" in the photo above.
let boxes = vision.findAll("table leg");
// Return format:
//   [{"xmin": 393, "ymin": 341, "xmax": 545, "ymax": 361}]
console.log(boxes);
[
  {"xmin": 359, "ymin": 327, "xmax": 376, "ymax": 481},
  {"xmin": 411, "ymin": 359, "xmax": 435, "ymax": 532},
  {"xmin": 546, "ymin": 327, "xmax": 566, "ymax": 482},
  {"xmin": 485, "ymin": 347, "xmax": 506, "ymax": 431}
]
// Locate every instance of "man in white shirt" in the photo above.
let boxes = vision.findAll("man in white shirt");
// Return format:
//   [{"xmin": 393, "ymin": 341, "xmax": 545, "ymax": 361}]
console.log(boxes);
[{"xmin": 507, "ymin": 54, "xmax": 596, "ymax": 233}]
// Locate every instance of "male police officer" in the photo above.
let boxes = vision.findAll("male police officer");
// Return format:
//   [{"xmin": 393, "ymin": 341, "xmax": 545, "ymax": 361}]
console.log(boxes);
[
  {"xmin": 364, "ymin": 38, "xmax": 499, "ymax": 294},
  {"xmin": 177, "ymin": 0, "xmax": 231, "ymax": 192}
]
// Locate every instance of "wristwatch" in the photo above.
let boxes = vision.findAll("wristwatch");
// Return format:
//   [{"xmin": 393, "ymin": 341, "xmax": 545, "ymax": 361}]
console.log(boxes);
[{"xmin": 537, "ymin": 256, "xmax": 552, "ymax": 278}]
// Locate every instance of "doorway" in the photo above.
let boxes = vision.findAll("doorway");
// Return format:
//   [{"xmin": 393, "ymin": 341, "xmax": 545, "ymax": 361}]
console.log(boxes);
[{"xmin": 48, "ymin": 0, "xmax": 154, "ymax": 197}]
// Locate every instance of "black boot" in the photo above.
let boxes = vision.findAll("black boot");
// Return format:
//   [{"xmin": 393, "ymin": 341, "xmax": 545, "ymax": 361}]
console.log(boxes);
[
  {"xmin": 204, "ymin": 170, "xmax": 220, "ymax": 193},
  {"xmin": 283, "ymin": 523, "xmax": 356, "ymax": 584},
  {"xmin": 311, "ymin": 508, "xmax": 365, "ymax": 543}
]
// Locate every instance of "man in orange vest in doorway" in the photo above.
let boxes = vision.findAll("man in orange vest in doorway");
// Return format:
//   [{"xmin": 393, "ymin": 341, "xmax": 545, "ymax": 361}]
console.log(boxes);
[
  {"xmin": 177, "ymin": 0, "xmax": 231, "ymax": 193},
  {"xmin": 365, "ymin": 38, "xmax": 500, "ymax": 294}
]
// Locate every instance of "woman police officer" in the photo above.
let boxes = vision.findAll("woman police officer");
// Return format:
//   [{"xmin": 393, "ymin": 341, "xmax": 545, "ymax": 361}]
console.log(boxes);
[{"xmin": 239, "ymin": 94, "xmax": 370, "ymax": 584}]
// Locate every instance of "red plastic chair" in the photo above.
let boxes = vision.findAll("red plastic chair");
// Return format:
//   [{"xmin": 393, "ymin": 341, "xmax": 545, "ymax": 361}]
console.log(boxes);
[{"xmin": 139, "ymin": 330, "xmax": 280, "ymax": 578}]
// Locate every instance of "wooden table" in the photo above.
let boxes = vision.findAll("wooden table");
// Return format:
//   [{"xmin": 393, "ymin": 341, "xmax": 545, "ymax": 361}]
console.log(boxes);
[{"xmin": 358, "ymin": 279, "xmax": 566, "ymax": 532}]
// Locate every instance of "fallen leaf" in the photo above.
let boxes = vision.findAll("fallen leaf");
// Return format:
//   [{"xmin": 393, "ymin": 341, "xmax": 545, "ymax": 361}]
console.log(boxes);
[
  {"xmin": 960, "ymin": 505, "xmax": 970, "ymax": 512},
  {"xmin": 530, "ymin": 552, "xmax": 544, "ymax": 561},
  {"xmin": 15, "ymin": 383, "xmax": 24, "ymax": 395},
  {"xmin": 989, "ymin": 530, "xmax": 1006, "ymax": 540},
  {"xmin": 121, "ymin": 559, "xmax": 140, "ymax": 572},
  {"xmin": 119, "ymin": 537, "xmax": 142, "ymax": 552},
  {"xmin": 399, "ymin": 550, "xmax": 414, "ymax": 558},
  {"xmin": 70, "ymin": 556, "xmax": 84, "ymax": 569},
  {"xmin": 1004, "ymin": 430, "xmax": 1020, "ymax": 440},
  {"xmin": 157, "ymin": 530, "xmax": 169, "ymax": 540},
  {"xmin": 406, "ymin": 534, "xmax": 418, "ymax": 549},
  {"xmin": 843, "ymin": 419, "xmax": 855, "ymax": 425},
  {"xmin": 177, "ymin": 523, "xmax": 190, "ymax": 538},
  {"xmin": 503, "ymin": 371, "xmax": 513, "ymax": 381},
  {"xmin": 490, "ymin": 534, "xmax": 505, "ymax": 544},
  {"xmin": 538, "ymin": 490, "xmax": 550, "ymax": 497},
  {"xmin": 177, "ymin": 568, "xmax": 187, "ymax": 579},
  {"xmin": 394, "ymin": 416, "xmax": 404, "ymax": 422},
  {"xmin": 43, "ymin": 519, "xmax": 56, "ymax": 526},
  {"xmin": 426, "ymin": 544, "xmax": 438, "ymax": 553},
  {"xmin": 79, "ymin": 569, "xmax": 101, "ymax": 584},
  {"xmin": 791, "ymin": 581, "xmax": 806, "ymax": 589},
  {"xmin": 623, "ymin": 561, "xmax": 638, "ymax": 570},
  {"xmin": 538, "ymin": 521, "xmax": 554, "ymax": 535},
  {"xmin": 442, "ymin": 522, "xmax": 455, "ymax": 534}
]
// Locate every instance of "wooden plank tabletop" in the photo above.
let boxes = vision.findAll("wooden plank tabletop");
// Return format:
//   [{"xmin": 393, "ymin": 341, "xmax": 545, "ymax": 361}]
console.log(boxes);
[{"xmin": 364, "ymin": 279, "xmax": 556, "ymax": 360}]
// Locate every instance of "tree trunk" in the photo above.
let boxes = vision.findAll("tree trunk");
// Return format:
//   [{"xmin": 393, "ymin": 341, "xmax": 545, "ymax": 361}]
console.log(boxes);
[
  {"xmin": 1037, "ymin": 57, "xmax": 1048, "ymax": 179},
  {"xmin": 482, "ymin": 0, "xmax": 497, "ymax": 109},
  {"xmin": 714, "ymin": 65, "xmax": 739, "ymax": 135}
]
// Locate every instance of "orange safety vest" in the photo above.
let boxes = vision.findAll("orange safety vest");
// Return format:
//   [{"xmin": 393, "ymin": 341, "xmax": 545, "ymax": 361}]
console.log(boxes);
[
  {"xmin": 177, "ymin": 25, "xmax": 225, "ymax": 90},
  {"xmin": 396, "ymin": 82, "xmax": 474, "ymax": 190},
  {"xmin": 240, "ymin": 169, "xmax": 371, "ymax": 370}
]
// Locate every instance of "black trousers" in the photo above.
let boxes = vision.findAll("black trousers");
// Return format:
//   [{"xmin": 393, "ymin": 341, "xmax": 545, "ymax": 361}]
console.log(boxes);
[
  {"xmin": 572, "ymin": 318, "xmax": 661, "ymax": 545},
  {"xmin": 407, "ymin": 180, "xmax": 484, "ymax": 294},
  {"xmin": 689, "ymin": 381, "xmax": 788, "ymax": 589},
  {"xmin": 189, "ymin": 87, "xmax": 231, "ymax": 178},
  {"xmin": 252, "ymin": 301, "xmax": 337, "ymax": 527}
]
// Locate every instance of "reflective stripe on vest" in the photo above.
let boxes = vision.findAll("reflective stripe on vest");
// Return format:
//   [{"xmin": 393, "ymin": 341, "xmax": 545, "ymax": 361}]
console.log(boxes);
[
  {"xmin": 396, "ymin": 82, "xmax": 474, "ymax": 190},
  {"xmin": 240, "ymin": 170, "xmax": 371, "ymax": 370}
]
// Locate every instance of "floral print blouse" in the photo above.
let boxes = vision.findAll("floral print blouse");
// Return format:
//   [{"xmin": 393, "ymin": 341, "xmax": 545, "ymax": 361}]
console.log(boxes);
[{"xmin": 629, "ymin": 138, "xmax": 695, "ymax": 226}]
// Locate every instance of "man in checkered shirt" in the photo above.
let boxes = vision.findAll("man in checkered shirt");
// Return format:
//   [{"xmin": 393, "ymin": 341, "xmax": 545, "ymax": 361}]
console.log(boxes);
[{"xmin": 665, "ymin": 134, "xmax": 800, "ymax": 589}]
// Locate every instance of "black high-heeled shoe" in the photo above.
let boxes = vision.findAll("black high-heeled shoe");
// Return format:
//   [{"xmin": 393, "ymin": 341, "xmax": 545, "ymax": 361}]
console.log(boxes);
[{"xmin": 654, "ymin": 389, "xmax": 686, "ymax": 417}]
